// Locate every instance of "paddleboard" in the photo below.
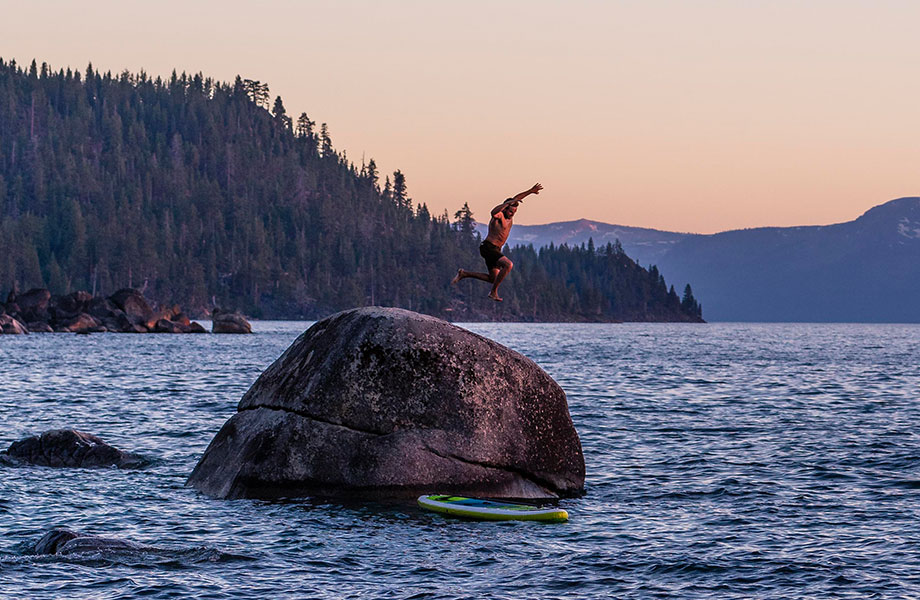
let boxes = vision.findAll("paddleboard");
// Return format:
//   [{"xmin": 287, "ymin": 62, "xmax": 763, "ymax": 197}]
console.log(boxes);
[{"xmin": 417, "ymin": 495, "xmax": 568, "ymax": 522}]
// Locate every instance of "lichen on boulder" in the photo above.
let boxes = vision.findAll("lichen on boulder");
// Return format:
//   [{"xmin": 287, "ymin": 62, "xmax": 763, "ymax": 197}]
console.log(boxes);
[{"xmin": 188, "ymin": 307, "xmax": 585, "ymax": 500}]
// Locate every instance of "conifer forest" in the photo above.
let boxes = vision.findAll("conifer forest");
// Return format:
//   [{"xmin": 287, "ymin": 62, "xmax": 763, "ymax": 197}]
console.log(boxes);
[{"xmin": 0, "ymin": 58, "xmax": 702, "ymax": 322}]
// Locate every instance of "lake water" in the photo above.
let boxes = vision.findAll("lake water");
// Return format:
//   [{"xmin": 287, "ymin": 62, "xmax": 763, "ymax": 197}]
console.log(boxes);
[{"xmin": 2, "ymin": 322, "xmax": 920, "ymax": 599}]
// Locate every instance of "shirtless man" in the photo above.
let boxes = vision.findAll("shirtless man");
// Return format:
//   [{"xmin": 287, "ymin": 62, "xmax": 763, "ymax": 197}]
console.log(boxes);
[{"xmin": 451, "ymin": 183, "xmax": 543, "ymax": 301}]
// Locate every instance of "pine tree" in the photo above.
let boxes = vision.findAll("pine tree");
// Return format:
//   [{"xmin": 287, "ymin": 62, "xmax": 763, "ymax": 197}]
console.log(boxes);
[
  {"xmin": 453, "ymin": 202, "xmax": 476, "ymax": 237},
  {"xmin": 392, "ymin": 170, "xmax": 409, "ymax": 209},
  {"xmin": 681, "ymin": 284, "xmax": 699, "ymax": 315},
  {"xmin": 319, "ymin": 123, "xmax": 332, "ymax": 157},
  {"xmin": 295, "ymin": 112, "xmax": 314, "ymax": 138},
  {"xmin": 272, "ymin": 96, "xmax": 292, "ymax": 132},
  {"xmin": 365, "ymin": 159, "xmax": 379, "ymax": 190}
]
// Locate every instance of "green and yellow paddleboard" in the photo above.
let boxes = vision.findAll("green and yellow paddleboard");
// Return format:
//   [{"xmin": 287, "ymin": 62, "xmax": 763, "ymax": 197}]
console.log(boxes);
[{"xmin": 417, "ymin": 495, "xmax": 568, "ymax": 522}]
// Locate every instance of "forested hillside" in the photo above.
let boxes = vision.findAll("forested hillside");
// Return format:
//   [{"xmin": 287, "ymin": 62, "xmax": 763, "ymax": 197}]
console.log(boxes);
[{"xmin": 0, "ymin": 58, "xmax": 702, "ymax": 322}]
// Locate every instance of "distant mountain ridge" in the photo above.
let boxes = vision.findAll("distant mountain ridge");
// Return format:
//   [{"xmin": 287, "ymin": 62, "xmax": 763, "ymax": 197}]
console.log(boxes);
[
  {"xmin": 475, "ymin": 218, "xmax": 695, "ymax": 266},
  {"xmin": 478, "ymin": 197, "xmax": 920, "ymax": 322}
]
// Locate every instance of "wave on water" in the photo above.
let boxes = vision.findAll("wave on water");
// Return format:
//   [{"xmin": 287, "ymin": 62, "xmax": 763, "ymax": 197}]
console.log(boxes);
[{"xmin": 2, "ymin": 322, "xmax": 920, "ymax": 598}]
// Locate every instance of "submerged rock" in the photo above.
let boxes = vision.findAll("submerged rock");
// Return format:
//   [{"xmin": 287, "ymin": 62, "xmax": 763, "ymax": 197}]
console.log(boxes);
[
  {"xmin": 211, "ymin": 309, "xmax": 252, "ymax": 334},
  {"xmin": 188, "ymin": 307, "xmax": 585, "ymax": 500},
  {"xmin": 1, "ymin": 429, "xmax": 145, "ymax": 468},
  {"xmin": 33, "ymin": 527, "xmax": 144, "ymax": 555},
  {"xmin": 33, "ymin": 528, "xmax": 80, "ymax": 554}
]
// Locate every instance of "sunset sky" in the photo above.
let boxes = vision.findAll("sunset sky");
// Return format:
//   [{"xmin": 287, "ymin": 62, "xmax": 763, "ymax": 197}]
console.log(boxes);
[{"xmin": 4, "ymin": 1, "xmax": 918, "ymax": 233}]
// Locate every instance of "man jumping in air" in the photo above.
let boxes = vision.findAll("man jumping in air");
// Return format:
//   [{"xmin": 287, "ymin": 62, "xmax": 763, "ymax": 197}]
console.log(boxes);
[{"xmin": 451, "ymin": 183, "xmax": 543, "ymax": 301}]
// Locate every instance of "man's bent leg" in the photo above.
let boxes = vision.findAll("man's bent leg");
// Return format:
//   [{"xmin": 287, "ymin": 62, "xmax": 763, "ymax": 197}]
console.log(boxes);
[
  {"xmin": 453, "ymin": 268, "xmax": 494, "ymax": 284},
  {"xmin": 489, "ymin": 259, "xmax": 512, "ymax": 301}
]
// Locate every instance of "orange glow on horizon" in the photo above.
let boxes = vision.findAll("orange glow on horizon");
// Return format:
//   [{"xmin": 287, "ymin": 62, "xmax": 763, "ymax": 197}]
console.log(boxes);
[{"xmin": 3, "ymin": 1, "xmax": 918, "ymax": 234}]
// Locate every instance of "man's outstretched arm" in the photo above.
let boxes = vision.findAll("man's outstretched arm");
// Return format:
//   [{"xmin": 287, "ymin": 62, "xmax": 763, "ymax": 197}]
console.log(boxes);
[
  {"xmin": 491, "ymin": 183, "xmax": 543, "ymax": 216},
  {"xmin": 512, "ymin": 183, "xmax": 543, "ymax": 203}
]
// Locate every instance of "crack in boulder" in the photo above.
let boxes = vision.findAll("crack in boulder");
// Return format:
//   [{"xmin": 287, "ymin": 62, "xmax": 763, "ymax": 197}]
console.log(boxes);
[
  {"xmin": 422, "ymin": 444, "xmax": 557, "ymax": 496},
  {"xmin": 241, "ymin": 404, "xmax": 388, "ymax": 437}
]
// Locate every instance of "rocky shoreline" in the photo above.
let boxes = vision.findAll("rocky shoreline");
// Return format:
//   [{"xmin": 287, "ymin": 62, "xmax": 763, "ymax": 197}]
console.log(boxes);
[{"xmin": 0, "ymin": 288, "xmax": 251, "ymax": 334}]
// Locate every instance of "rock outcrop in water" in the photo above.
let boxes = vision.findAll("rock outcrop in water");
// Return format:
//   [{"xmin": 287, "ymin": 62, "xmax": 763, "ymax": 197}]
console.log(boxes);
[
  {"xmin": 188, "ymin": 307, "xmax": 585, "ymax": 500},
  {"xmin": 28, "ymin": 527, "xmax": 239, "ymax": 563},
  {"xmin": 1, "ymin": 287, "xmax": 207, "ymax": 333},
  {"xmin": 0, "ymin": 313, "xmax": 29, "ymax": 334},
  {"xmin": 211, "ymin": 308, "xmax": 252, "ymax": 334},
  {"xmin": 0, "ymin": 429, "xmax": 145, "ymax": 468},
  {"xmin": 32, "ymin": 528, "xmax": 144, "ymax": 555}
]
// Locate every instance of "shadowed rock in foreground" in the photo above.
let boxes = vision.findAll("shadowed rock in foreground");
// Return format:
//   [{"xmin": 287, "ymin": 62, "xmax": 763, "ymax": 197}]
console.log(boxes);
[
  {"xmin": 1, "ymin": 429, "xmax": 145, "ymax": 468},
  {"xmin": 188, "ymin": 307, "xmax": 585, "ymax": 500}
]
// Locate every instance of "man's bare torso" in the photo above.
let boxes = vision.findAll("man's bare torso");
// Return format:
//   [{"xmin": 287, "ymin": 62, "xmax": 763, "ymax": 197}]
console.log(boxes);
[{"xmin": 484, "ymin": 213, "xmax": 512, "ymax": 247}]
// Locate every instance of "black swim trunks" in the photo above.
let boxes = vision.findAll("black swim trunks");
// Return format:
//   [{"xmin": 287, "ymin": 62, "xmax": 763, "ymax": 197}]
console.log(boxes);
[{"xmin": 479, "ymin": 241, "xmax": 504, "ymax": 271}]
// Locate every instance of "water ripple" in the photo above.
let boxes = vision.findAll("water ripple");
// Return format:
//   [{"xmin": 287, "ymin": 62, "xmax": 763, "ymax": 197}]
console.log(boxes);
[{"xmin": 2, "ymin": 322, "xmax": 920, "ymax": 597}]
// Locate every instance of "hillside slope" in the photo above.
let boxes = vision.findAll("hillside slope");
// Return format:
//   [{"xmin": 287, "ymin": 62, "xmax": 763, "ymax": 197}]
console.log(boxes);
[
  {"xmin": 655, "ymin": 197, "xmax": 920, "ymax": 322},
  {"xmin": 0, "ymin": 58, "xmax": 702, "ymax": 323}
]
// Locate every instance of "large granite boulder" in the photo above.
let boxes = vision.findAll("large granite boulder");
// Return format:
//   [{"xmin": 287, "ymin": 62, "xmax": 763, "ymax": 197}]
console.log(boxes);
[
  {"xmin": 1, "ymin": 429, "xmax": 145, "ymax": 468},
  {"xmin": 188, "ymin": 307, "xmax": 585, "ymax": 500},
  {"xmin": 211, "ymin": 309, "xmax": 252, "ymax": 334}
]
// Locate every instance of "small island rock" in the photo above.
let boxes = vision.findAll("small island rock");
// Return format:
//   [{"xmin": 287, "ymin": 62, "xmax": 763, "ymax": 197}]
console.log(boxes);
[
  {"xmin": 1, "ymin": 429, "xmax": 145, "ymax": 468},
  {"xmin": 211, "ymin": 309, "xmax": 252, "ymax": 334},
  {"xmin": 188, "ymin": 307, "xmax": 585, "ymax": 500},
  {"xmin": 33, "ymin": 527, "xmax": 145, "ymax": 555}
]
